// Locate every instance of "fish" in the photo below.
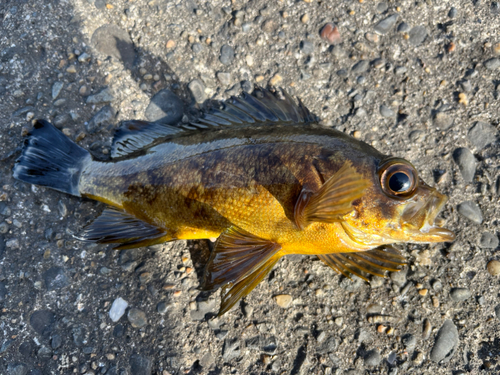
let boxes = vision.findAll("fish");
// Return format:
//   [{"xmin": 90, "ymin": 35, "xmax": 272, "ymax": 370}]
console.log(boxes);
[{"xmin": 13, "ymin": 87, "xmax": 455, "ymax": 315}]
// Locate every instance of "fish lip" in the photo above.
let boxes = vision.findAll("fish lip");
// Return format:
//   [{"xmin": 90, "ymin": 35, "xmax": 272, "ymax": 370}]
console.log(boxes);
[{"xmin": 401, "ymin": 188, "xmax": 456, "ymax": 242}]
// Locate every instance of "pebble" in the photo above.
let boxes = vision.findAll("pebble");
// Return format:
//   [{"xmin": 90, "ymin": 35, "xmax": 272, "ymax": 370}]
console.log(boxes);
[
  {"xmin": 6, "ymin": 363, "xmax": 28, "ymax": 375},
  {"xmin": 458, "ymin": 92, "xmax": 468, "ymax": 106},
  {"xmin": 274, "ymin": 294, "xmax": 292, "ymax": 308},
  {"xmin": 261, "ymin": 19, "xmax": 277, "ymax": 33},
  {"xmin": 401, "ymin": 333, "xmax": 416, "ymax": 350},
  {"xmin": 269, "ymin": 74, "xmax": 282, "ymax": 86},
  {"xmin": 86, "ymin": 88, "xmax": 114, "ymax": 104},
  {"xmin": 390, "ymin": 269, "xmax": 407, "ymax": 287},
  {"xmin": 374, "ymin": 14, "xmax": 398, "ymax": 35},
  {"xmin": 30, "ymin": 310, "xmax": 55, "ymax": 337},
  {"xmin": 320, "ymin": 23, "xmax": 342, "ymax": 45},
  {"xmin": 66, "ymin": 65, "xmax": 77, "ymax": 73},
  {"xmin": 190, "ymin": 299, "xmax": 216, "ymax": 321},
  {"xmin": 43, "ymin": 267, "xmax": 69, "ymax": 290},
  {"xmin": 222, "ymin": 338, "xmax": 241, "ymax": 360},
  {"xmin": 487, "ymin": 260, "xmax": 500, "ymax": 276},
  {"xmin": 452, "ymin": 148, "xmax": 476, "ymax": 183},
  {"xmin": 300, "ymin": 40, "xmax": 314, "ymax": 55},
  {"xmin": 352, "ymin": 60, "xmax": 369, "ymax": 73},
  {"xmin": 52, "ymin": 82, "xmax": 63, "ymax": 100},
  {"xmin": 484, "ymin": 58, "xmax": 500, "ymax": 70},
  {"xmin": 450, "ymin": 288, "xmax": 471, "ymax": 302},
  {"xmin": 216, "ymin": 72, "xmax": 231, "ymax": 86},
  {"xmin": 91, "ymin": 24, "xmax": 136, "ymax": 68},
  {"xmin": 241, "ymin": 80, "xmax": 253, "ymax": 94},
  {"xmin": 408, "ymin": 26, "xmax": 428, "ymax": 46},
  {"xmin": 129, "ymin": 354, "xmax": 152, "ymax": 375},
  {"xmin": 219, "ymin": 44, "xmax": 235, "ymax": 65},
  {"xmin": 433, "ymin": 112, "xmax": 453, "ymax": 130},
  {"xmin": 86, "ymin": 105, "xmax": 116, "ymax": 134},
  {"xmin": 397, "ymin": 22, "xmax": 410, "ymax": 33},
  {"xmin": 364, "ymin": 349, "xmax": 382, "ymax": 366},
  {"xmin": 479, "ymin": 232, "xmax": 499, "ymax": 249},
  {"xmin": 145, "ymin": 89, "xmax": 184, "ymax": 124},
  {"xmin": 127, "ymin": 308, "xmax": 148, "ymax": 328},
  {"xmin": 109, "ymin": 297, "xmax": 128, "ymax": 322},
  {"xmin": 188, "ymin": 79, "xmax": 206, "ymax": 103},
  {"xmin": 468, "ymin": 121, "xmax": 499, "ymax": 150},
  {"xmin": 457, "ymin": 201, "xmax": 483, "ymax": 224},
  {"xmin": 376, "ymin": 2, "xmax": 388, "ymax": 13},
  {"xmin": 301, "ymin": 14, "xmax": 309, "ymax": 24},
  {"xmin": 380, "ymin": 105, "xmax": 395, "ymax": 117},
  {"xmin": 448, "ymin": 7, "xmax": 458, "ymax": 18},
  {"xmin": 78, "ymin": 52, "xmax": 91, "ymax": 63},
  {"xmin": 430, "ymin": 320, "xmax": 459, "ymax": 363}
]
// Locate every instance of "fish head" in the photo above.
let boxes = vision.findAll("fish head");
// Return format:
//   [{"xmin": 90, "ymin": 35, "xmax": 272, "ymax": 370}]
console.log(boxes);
[{"xmin": 345, "ymin": 157, "xmax": 455, "ymax": 245}]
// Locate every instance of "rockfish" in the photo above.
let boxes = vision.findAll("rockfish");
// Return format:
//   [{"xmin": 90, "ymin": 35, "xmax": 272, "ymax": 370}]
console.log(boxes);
[{"xmin": 13, "ymin": 88, "xmax": 455, "ymax": 315}]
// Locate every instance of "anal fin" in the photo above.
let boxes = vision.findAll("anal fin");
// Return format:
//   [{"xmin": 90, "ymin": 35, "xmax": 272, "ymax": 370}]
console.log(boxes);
[
  {"xmin": 294, "ymin": 162, "xmax": 369, "ymax": 229},
  {"xmin": 77, "ymin": 207, "xmax": 166, "ymax": 249},
  {"xmin": 318, "ymin": 246, "xmax": 406, "ymax": 281},
  {"xmin": 201, "ymin": 226, "xmax": 281, "ymax": 315}
]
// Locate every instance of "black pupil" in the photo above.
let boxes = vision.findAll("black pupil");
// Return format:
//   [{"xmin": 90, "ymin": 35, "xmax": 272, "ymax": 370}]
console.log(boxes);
[{"xmin": 389, "ymin": 172, "xmax": 411, "ymax": 192}]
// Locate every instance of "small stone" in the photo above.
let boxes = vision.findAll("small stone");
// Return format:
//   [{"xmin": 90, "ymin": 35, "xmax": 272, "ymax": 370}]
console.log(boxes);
[
  {"xmin": 433, "ymin": 112, "xmax": 453, "ymax": 130},
  {"xmin": 6, "ymin": 363, "xmax": 28, "ymax": 375},
  {"xmin": 448, "ymin": 7, "xmax": 458, "ymax": 18},
  {"xmin": 401, "ymin": 333, "xmax": 416, "ymax": 350},
  {"xmin": 86, "ymin": 105, "xmax": 116, "ymax": 134},
  {"xmin": 241, "ymin": 80, "xmax": 253, "ymax": 94},
  {"xmin": 66, "ymin": 65, "xmax": 77, "ymax": 73},
  {"xmin": 86, "ymin": 88, "xmax": 114, "ymax": 104},
  {"xmin": 200, "ymin": 352, "xmax": 215, "ymax": 368},
  {"xmin": 320, "ymin": 23, "xmax": 342, "ymax": 45},
  {"xmin": 484, "ymin": 58, "xmax": 500, "ymax": 70},
  {"xmin": 300, "ymin": 40, "xmax": 314, "ymax": 54},
  {"xmin": 261, "ymin": 19, "xmax": 277, "ymax": 33},
  {"xmin": 468, "ymin": 121, "xmax": 499, "ymax": 150},
  {"xmin": 222, "ymin": 338, "xmax": 241, "ymax": 360},
  {"xmin": 166, "ymin": 40, "xmax": 176, "ymax": 49},
  {"xmin": 479, "ymin": 232, "xmax": 499, "ymax": 249},
  {"xmin": 52, "ymin": 82, "xmax": 64, "ymax": 100},
  {"xmin": 397, "ymin": 22, "xmax": 410, "ymax": 33},
  {"xmin": 395, "ymin": 66, "xmax": 407, "ymax": 75},
  {"xmin": 188, "ymin": 79, "xmax": 206, "ymax": 103},
  {"xmin": 219, "ymin": 44, "xmax": 235, "ymax": 65},
  {"xmin": 365, "ymin": 33, "xmax": 379, "ymax": 43},
  {"xmin": 145, "ymin": 89, "xmax": 184, "ymax": 124},
  {"xmin": 127, "ymin": 308, "xmax": 147, "ymax": 328},
  {"xmin": 430, "ymin": 320, "xmax": 459, "ymax": 363},
  {"xmin": 364, "ymin": 349, "xmax": 381, "ymax": 366},
  {"xmin": 458, "ymin": 92, "xmax": 468, "ymax": 106},
  {"xmin": 301, "ymin": 14, "xmax": 310, "ymax": 24},
  {"xmin": 269, "ymin": 74, "xmax": 282, "ymax": 86},
  {"xmin": 157, "ymin": 301, "xmax": 170, "ymax": 314},
  {"xmin": 352, "ymin": 60, "xmax": 369, "ymax": 73},
  {"xmin": 457, "ymin": 201, "xmax": 483, "ymax": 224},
  {"xmin": 390, "ymin": 269, "xmax": 407, "ymax": 287},
  {"xmin": 380, "ymin": 105, "xmax": 395, "ymax": 117},
  {"xmin": 78, "ymin": 52, "xmax": 91, "ymax": 63},
  {"xmin": 43, "ymin": 267, "xmax": 69, "ymax": 290},
  {"xmin": 408, "ymin": 26, "xmax": 428, "ymax": 46},
  {"xmin": 450, "ymin": 288, "xmax": 471, "ymax": 302},
  {"xmin": 274, "ymin": 294, "xmax": 292, "ymax": 308},
  {"xmin": 129, "ymin": 354, "xmax": 152, "ymax": 375},
  {"xmin": 487, "ymin": 260, "xmax": 500, "ymax": 276},
  {"xmin": 453, "ymin": 148, "xmax": 476, "ymax": 183},
  {"xmin": 216, "ymin": 72, "xmax": 231, "ymax": 86},
  {"xmin": 30, "ymin": 310, "xmax": 56, "ymax": 337},
  {"xmin": 109, "ymin": 297, "xmax": 128, "ymax": 322},
  {"xmin": 376, "ymin": 2, "xmax": 388, "ymax": 13},
  {"xmin": 374, "ymin": 14, "xmax": 398, "ymax": 35},
  {"xmin": 91, "ymin": 24, "xmax": 136, "ymax": 68}
]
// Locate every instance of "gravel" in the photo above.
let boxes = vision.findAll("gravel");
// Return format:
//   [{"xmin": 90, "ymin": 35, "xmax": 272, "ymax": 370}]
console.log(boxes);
[
  {"xmin": 453, "ymin": 148, "xmax": 476, "ymax": 183},
  {"xmin": 188, "ymin": 79, "xmax": 206, "ymax": 103},
  {"xmin": 109, "ymin": 297, "xmax": 129, "ymax": 322},
  {"xmin": 219, "ymin": 44, "xmax": 235, "ymax": 65},
  {"xmin": 408, "ymin": 26, "xmax": 428, "ymax": 46},
  {"xmin": 468, "ymin": 121, "xmax": 499, "ymax": 150},
  {"xmin": 145, "ymin": 89, "xmax": 184, "ymax": 124},
  {"xmin": 479, "ymin": 232, "xmax": 499, "ymax": 249},
  {"xmin": 430, "ymin": 320, "xmax": 459, "ymax": 363},
  {"xmin": 450, "ymin": 288, "xmax": 472, "ymax": 302},
  {"xmin": 373, "ymin": 14, "xmax": 398, "ymax": 35},
  {"xmin": 457, "ymin": 201, "xmax": 483, "ymax": 224}
]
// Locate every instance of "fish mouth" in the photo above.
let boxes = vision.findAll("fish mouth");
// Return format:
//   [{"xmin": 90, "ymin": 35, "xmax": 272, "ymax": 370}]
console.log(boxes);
[{"xmin": 400, "ymin": 187, "xmax": 455, "ymax": 243}]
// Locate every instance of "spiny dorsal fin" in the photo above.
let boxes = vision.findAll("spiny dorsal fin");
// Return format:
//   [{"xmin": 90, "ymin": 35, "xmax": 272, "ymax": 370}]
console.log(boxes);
[
  {"xmin": 76, "ymin": 207, "xmax": 166, "ymax": 249},
  {"xmin": 201, "ymin": 226, "xmax": 282, "ymax": 314},
  {"xmin": 294, "ymin": 162, "xmax": 369, "ymax": 229},
  {"xmin": 318, "ymin": 246, "xmax": 406, "ymax": 281},
  {"xmin": 111, "ymin": 120, "xmax": 183, "ymax": 158},
  {"xmin": 190, "ymin": 87, "xmax": 317, "ymax": 129}
]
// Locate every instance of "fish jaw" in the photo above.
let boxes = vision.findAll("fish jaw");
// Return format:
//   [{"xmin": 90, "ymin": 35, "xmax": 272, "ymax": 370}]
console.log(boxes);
[{"xmin": 400, "ymin": 187, "xmax": 455, "ymax": 243}]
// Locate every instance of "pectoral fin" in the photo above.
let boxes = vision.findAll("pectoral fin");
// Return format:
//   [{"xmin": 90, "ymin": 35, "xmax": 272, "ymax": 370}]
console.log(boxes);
[
  {"xmin": 294, "ymin": 162, "xmax": 369, "ymax": 229},
  {"xmin": 202, "ymin": 226, "xmax": 281, "ymax": 315},
  {"xmin": 318, "ymin": 246, "xmax": 405, "ymax": 281},
  {"xmin": 77, "ymin": 207, "xmax": 167, "ymax": 249}
]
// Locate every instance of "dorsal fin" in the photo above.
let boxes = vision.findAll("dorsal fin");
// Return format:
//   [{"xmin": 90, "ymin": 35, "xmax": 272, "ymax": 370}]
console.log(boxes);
[
  {"xmin": 190, "ymin": 87, "xmax": 317, "ymax": 129},
  {"xmin": 111, "ymin": 88, "xmax": 317, "ymax": 157},
  {"xmin": 111, "ymin": 120, "xmax": 183, "ymax": 158}
]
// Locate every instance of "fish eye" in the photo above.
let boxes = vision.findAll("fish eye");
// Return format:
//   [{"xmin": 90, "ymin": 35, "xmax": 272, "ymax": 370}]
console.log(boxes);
[{"xmin": 379, "ymin": 159, "xmax": 418, "ymax": 198}]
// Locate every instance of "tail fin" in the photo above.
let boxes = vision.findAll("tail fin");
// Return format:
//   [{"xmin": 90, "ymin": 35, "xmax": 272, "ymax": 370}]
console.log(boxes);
[{"xmin": 13, "ymin": 120, "xmax": 92, "ymax": 197}]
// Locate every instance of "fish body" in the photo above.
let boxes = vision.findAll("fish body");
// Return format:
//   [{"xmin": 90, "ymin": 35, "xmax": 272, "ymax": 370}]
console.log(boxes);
[{"xmin": 13, "ymin": 88, "xmax": 455, "ymax": 314}]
